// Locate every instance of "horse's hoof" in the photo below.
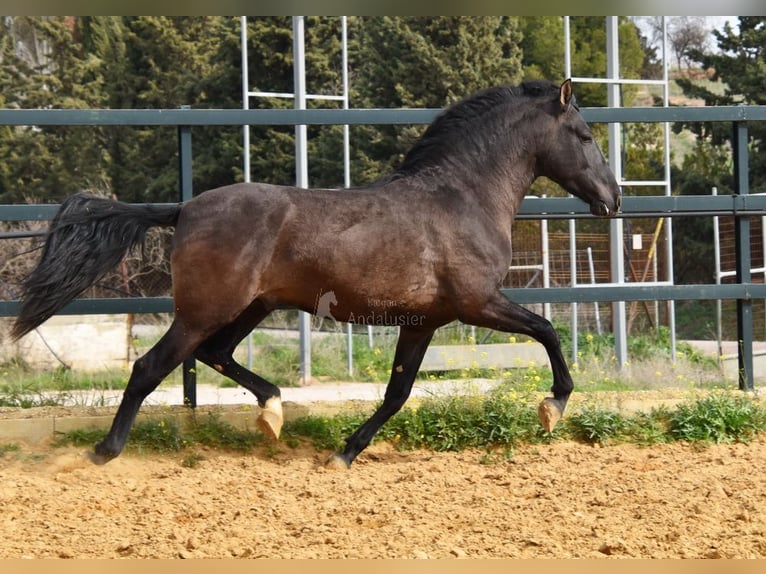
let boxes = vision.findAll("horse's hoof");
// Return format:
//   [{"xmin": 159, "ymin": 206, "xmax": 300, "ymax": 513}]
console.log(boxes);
[
  {"xmin": 325, "ymin": 453, "xmax": 351, "ymax": 470},
  {"xmin": 87, "ymin": 449, "xmax": 116, "ymax": 466},
  {"xmin": 257, "ymin": 396, "xmax": 283, "ymax": 440},
  {"xmin": 538, "ymin": 397, "xmax": 564, "ymax": 433}
]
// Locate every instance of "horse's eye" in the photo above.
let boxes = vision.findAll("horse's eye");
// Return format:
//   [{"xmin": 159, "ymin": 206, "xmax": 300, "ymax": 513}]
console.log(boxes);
[{"xmin": 579, "ymin": 134, "xmax": 593, "ymax": 144}]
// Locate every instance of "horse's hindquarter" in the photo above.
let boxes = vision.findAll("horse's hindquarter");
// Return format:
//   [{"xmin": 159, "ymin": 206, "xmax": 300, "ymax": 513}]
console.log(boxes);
[{"xmin": 170, "ymin": 184, "xmax": 294, "ymax": 323}]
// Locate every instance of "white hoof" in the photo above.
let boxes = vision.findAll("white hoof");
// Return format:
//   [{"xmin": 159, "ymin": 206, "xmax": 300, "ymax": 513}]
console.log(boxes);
[
  {"xmin": 325, "ymin": 453, "xmax": 350, "ymax": 470},
  {"xmin": 538, "ymin": 397, "xmax": 563, "ymax": 433},
  {"xmin": 257, "ymin": 396, "xmax": 283, "ymax": 440}
]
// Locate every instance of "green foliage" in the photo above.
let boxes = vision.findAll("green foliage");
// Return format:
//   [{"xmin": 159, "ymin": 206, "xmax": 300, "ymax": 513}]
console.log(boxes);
[
  {"xmin": 566, "ymin": 405, "xmax": 629, "ymax": 444},
  {"xmin": 0, "ymin": 443, "xmax": 21, "ymax": 457},
  {"xmin": 55, "ymin": 427, "xmax": 107, "ymax": 447},
  {"xmin": 348, "ymin": 16, "xmax": 523, "ymax": 184},
  {"xmin": 678, "ymin": 17, "xmax": 766, "ymax": 194},
  {"xmin": 56, "ymin": 412, "xmax": 263, "ymax": 454},
  {"xmin": 625, "ymin": 408, "xmax": 672, "ymax": 446},
  {"xmin": 126, "ymin": 418, "xmax": 185, "ymax": 453},
  {"xmin": 284, "ymin": 412, "xmax": 366, "ymax": 451},
  {"xmin": 51, "ymin": 391, "xmax": 766, "ymax": 459},
  {"xmin": 186, "ymin": 412, "xmax": 263, "ymax": 451},
  {"xmin": 0, "ymin": 358, "xmax": 127, "ymax": 407},
  {"xmin": 520, "ymin": 17, "xmax": 646, "ymax": 107},
  {"xmin": 668, "ymin": 392, "xmax": 766, "ymax": 443},
  {"xmin": 0, "ymin": 17, "xmax": 107, "ymax": 202}
]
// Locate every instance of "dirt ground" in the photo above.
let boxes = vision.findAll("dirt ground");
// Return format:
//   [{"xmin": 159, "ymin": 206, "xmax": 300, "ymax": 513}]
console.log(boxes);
[{"xmin": 2, "ymin": 431, "xmax": 766, "ymax": 559}]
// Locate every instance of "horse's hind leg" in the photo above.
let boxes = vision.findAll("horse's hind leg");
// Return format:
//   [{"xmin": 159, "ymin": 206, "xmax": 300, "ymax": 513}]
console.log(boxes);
[
  {"xmin": 326, "ymin": 326, "xmax": 435, "ymax": 469},
  {"xmin": 91, "ymin": 319, "xmax": 205, "ymax": 464},
  {"xmin": 194, "ymin": 300, "xmax": 283, "ymax": 440},
  {"xmin": 460, "ymin": 292, "xmax": 574, "ymax": 433}
]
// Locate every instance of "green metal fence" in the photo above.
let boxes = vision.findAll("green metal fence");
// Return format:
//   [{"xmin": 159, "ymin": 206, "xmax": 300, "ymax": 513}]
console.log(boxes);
[{"xmin": 1, "ymin": 105, "xmax": 765, "ymax": 394}]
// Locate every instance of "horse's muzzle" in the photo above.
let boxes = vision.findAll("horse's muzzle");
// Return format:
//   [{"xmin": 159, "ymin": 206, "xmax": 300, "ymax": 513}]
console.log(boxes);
[
  {"xmin": 590, "ymin": 193, "xmax": 621, "ymax": 217},
  {"xmin": 590, "ymin": 200, "xmax": 619, "ymax": 217}
]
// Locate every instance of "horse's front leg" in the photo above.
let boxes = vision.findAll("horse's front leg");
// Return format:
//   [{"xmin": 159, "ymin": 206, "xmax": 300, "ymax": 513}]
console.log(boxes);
[
  {"xmin": 326, "ymin": 326, "xmax": 435, "ymax": 469},
  {"xmin": 460, "ymin": 292, "xmax": 573, "ymax": 432}
]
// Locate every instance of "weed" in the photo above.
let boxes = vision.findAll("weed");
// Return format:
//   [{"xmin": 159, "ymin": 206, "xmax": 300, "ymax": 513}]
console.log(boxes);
[
  {"xmin": 51, "ymin": 390, "xmax": 766, "ymax": 459},
  {"xmin": 566, "ymin": 405, "xmax": 629, "ymax": 444},
  {"xmin": 187, "ymin": 412, "xmax": 263, "ymax": 452},
  {"xmin": 56, "ymin": 417, "xmax": 184, "ymax": 453},
  {"xmin": 284, "ymin": 412, "xmax": 368, "ymax": 451},
  {"xmin": 478, "ymin": 447, "xmax": 515, "ymax": 465},
  {"xmin": 0, "ymin": 443, "xmax": 21, "ymax": 457},
  {"xmin": 668, "ymin": 392, "xmax": 766, "ymax": 443},
  {"xmin": 625, "ymin": 408, "xmax": 672, "ymax": 446},
  {"xmin": 180, "ymin": 452, "xmax": 205, "ymax": 468},
  {"xmin": 125, "ymin": 418, "xmax": 184, "ymax": 454},
  {"xmin": 0, "ymin": 389, "xmax": 65, "ymax": 408},
  {"xmin": 54, "ymin": 427, "xmax": 107, "ymax": 447},
  {"xmin": 55, "ymin": 411, "xmax": 264, "ymax": 455}
]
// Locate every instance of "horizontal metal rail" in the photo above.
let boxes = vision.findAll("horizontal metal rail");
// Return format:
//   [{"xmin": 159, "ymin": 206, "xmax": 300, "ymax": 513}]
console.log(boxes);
[
  {"xmin": 0, "ymin": 104, "xmax": 765, "ymax": 127},
  {"xmin": 2, "ymin": 283, "xmax": 765, "ymax": 318},
  {"xmin": 3, "ymin": 195, "xmax": 765, "ymax": 224}
]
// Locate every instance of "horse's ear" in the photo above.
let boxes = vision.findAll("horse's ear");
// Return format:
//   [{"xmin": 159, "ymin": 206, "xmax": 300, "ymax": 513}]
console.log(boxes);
[{"xmin": 559, "ymin": 79, "xmax": 573, "ymax": 112}]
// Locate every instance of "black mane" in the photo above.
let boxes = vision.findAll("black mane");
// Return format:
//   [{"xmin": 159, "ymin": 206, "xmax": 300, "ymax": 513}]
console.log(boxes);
[{"xmin": 391, "ymin": 80, "xmax": 561, "ymax": 179}]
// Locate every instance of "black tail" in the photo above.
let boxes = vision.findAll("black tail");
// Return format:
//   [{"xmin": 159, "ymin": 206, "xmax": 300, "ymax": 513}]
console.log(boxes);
[{"xmin": 11, "ymin": 193, "xmax": 181, "ymax": 340}]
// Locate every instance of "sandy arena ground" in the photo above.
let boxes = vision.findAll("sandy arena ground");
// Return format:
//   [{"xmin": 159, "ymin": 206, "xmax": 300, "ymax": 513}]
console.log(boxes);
[{"xmin": 2, "ymin": 431, "xmax": 766, "ymax": 558}]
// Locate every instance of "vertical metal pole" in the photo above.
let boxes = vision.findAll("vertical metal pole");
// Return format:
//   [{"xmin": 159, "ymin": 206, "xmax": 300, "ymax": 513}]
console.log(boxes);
[
  {"xmin": 660, "ymin": 16, "xmax": 677, "ymax": 360},
  {"xmin": 241, "ymin": 17, "xmax": 251, "ymax": 186},
  {"xmin": 733, "ymin": 121, "xmax": 754, "ymax": 390},
  {"xmin": 762, "ymin": 209, "xmax": 766, "ymax": 341},
  {"xmin": 606, "ymin": 16, "xmax": 627, "ymax": 367},
  {"xmin": 178, "ymin": 116, "xmax": 196, "ymax": 408},
  {"xmin": 712, "ymin": 186, "xmax": 724, "ymax": 368},
  {"xmin": 587, "ymin": 247, "xmax": 601, "ymax": 334},
  {"xmin": 541, "ymin": 197, "xmax": 551, "ymax": 321},
  {"xmin": 563, "ymin": 17, "xmax": 578, "ymax": 362},
  {"xmin": 241, "ymin": 16, "xmax": 255, "ymax": 371},
  {"xmin": 293, "ymin": 16, "xmax": 312, "ymax": 385},
  {"xmin": 341, "ymin": 16, "xmax": 355, "ymax": 377}
]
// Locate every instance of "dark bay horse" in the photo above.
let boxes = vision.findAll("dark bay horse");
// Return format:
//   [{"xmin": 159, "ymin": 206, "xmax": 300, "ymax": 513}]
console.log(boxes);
[{"xmin": 12, "ymin": 79, "xmax": 620, "ymax": 468}]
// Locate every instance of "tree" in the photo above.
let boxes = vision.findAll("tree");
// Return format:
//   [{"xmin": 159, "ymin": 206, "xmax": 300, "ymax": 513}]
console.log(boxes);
[
  {"xmin": 671, "ymin": 17, "xmax": 766, "ymax": 284},
  {"xmin": 668, "ymin": 17, "xmax": 710, "ymax": 72},
  {"xmin": 349, "ymin": 16, "xmax": 523, "ymax": 183},
  {"xmin": 0, "ymin": 17, "xmax": 107, "ymax": 203},
  {"xmin": 83, "ymin": 16, "xmax": 232, "ymax": 202},
  {"xmin": 677, "ymin": 17, "xmax": 766, "ymax": 194}
]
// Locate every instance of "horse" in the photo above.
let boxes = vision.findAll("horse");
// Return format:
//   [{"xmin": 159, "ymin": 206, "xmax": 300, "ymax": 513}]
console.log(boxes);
[{"xmin": 12, "ymin": 79, "xmax": 621, "ymax": 469}]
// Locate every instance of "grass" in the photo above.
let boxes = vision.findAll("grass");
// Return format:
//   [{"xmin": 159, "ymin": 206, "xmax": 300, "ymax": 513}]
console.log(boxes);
[
  {"xmin": 49, "ymin": 389, "xmax": 766, "ymax": 464},
  {"xmin": 0, "ymin": 443, "xmax": 21, "ymax": 457},
  {"xmin": 55, "ymin": 411, "xmax": 266, "ymax": 455}
]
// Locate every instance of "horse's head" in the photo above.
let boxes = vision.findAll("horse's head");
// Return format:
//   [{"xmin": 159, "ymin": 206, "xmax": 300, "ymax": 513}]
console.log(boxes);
[{"xmin": 535, "ymin": 79, "xmax": 621, "ymax": 217}]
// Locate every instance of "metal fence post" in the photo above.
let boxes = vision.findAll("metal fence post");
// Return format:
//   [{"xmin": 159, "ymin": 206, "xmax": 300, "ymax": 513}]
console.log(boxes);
[
  {"xmin": 178, "ymin": 114, "xmax": 197, "ymax": 407},
  {"xmin": 733, "ymin": 121, "xmax": 754, "ymax": 391}
]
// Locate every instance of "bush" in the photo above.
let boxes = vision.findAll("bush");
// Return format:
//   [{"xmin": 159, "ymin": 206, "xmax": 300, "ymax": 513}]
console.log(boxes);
[
  {"xmin": 668, "ymin": 392, "xmax": 766, "ymax": 443},
  {"xmin": 565, "ymin": 405, "xmax": 629, "ymax": 444}
]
